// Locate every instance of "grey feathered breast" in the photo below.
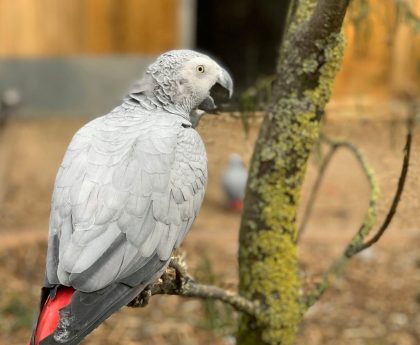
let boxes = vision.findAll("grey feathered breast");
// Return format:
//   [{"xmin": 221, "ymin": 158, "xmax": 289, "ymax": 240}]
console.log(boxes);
[{"xmin": 45, "ymin": 106, "xmax": 207, "ymax": 292}]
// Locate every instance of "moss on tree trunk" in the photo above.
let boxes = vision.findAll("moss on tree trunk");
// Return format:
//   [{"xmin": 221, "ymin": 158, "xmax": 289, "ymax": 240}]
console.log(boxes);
[{"xmin": 237, "ymin": 1, "xmax": 349, "ymax": 344}]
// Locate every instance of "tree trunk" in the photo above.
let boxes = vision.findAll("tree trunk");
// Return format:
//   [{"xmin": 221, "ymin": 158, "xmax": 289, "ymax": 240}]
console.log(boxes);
[{"xmin": 237, "ymin": 1, "xmax": 350, "ymax": 344}]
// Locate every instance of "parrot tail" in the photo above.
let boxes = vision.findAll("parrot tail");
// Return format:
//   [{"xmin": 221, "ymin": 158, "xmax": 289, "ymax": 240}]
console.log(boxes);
[
  {"xmin": 32, "ymin": 286, "xmax": 75, "ymax": 344},
  {"xmin": 29, "ymin": 283, "xmax": 145, "ymax": 345}
]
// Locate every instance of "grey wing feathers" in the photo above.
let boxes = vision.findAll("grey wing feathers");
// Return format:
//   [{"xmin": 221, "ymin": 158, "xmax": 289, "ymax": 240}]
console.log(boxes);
[{"xmin": 46, "ymin": 111, "xmax": 207, "ymax": 292}]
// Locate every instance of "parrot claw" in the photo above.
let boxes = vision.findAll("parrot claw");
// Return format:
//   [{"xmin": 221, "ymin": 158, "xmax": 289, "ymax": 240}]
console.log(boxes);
[
  {"xmin": 161, "ymin": 271, "xmax": 172, "ymax": 285},
  {"xmin": 127, "ymin": 287, "xmax": 152, "ymax": 308},
  {"xmin": 169, "ymin": 256, "xmax": 194, "ymax": 289}
]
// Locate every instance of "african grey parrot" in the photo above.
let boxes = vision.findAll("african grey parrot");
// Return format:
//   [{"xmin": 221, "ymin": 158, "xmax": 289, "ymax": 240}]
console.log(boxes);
[
  {"xmin": 30, "ymin": 50, "xmax": 233, "ymax": 345},
  {"xmin": 221, "ymin": 154, "xmax": 248, "ymax": 210}
]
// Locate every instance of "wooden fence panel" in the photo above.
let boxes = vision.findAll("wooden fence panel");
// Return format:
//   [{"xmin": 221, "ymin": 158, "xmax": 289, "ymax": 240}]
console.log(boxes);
[{"xmin": 0, "ymin": 0, "xmax": 178, "ymax": 57}]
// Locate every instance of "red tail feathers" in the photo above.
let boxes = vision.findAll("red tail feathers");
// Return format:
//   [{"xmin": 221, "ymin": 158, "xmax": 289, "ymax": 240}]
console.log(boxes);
[
  {"xmin": 229, "ymin": 199, "xmax": 243, "ymax": 211},
  {"xmin": 33, "ymin": 286, "xmax": 75, "ymax": 344}
]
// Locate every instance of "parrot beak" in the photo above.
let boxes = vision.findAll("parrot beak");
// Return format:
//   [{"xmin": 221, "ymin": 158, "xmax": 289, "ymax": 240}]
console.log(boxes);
[
  {"xmin": 217, "ymin": 68, "xmax": 233, "ymax": 98},
  {"xmin": 198, "ymin": 96, "xmax": 217, "ymax": 113},
  {"xmin": 197, "ymin": 67, "xmax": 233, "ymax": 115},
  {"xmin": 197, "ymin": 95, "xmax": 219, "ymax": 114}
]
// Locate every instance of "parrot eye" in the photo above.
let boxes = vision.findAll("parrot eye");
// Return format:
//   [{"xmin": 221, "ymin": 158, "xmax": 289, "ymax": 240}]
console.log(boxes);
[{"xmin": 196, "ymin": 65, "xmax": 205, "ymax": 73}]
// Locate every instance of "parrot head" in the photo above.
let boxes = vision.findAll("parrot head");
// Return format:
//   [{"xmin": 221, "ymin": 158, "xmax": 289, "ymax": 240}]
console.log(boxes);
[
  {"xmin": 176, "ymin": 53, "xmax": 233, "ymax": 111},
  {"xmin": 130, "ymin": 50, "xmax": 233, "ymax": 119}
]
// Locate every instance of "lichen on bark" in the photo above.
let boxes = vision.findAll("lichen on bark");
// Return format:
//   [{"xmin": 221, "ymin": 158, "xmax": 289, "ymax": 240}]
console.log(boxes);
[{"xmin": 237, "ymin": 1, "xmax": 349, "ymax": 344}]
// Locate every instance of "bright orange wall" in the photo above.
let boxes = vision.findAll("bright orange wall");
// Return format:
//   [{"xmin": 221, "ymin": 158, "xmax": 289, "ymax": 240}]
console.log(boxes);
[{"xmin": 0, "ymin": 0, "xmax": 178, "ymax": 57}]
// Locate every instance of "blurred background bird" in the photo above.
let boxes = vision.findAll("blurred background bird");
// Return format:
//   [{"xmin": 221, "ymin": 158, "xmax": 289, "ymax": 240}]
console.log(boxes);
[
  {"xmin": 0, "ymin": 88, "xmax": 20, "ymax": 129},
  {"xmin": 221, "ymin": 153, "xmax": 248, "ymax": 211}
]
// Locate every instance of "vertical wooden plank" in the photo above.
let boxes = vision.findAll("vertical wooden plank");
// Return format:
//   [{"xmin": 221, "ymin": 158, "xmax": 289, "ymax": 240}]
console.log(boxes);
[
  {"xmin": 0, "ymin": 0, "xmax": 40, "ymax": 56},
  {"xmin": 332, "ymin": 0, "xmax": 401, "ymax": 98},
  {"xmin": 84, "ymin": 0, "xmax": 112, "ymax": 54},
  {"xmin": 0, "ymin": 0, "xmax": 18, "ymax": 55},
  {"xmin": 0, "ymin": 0, "xmax": 179, "ymax": 56}
]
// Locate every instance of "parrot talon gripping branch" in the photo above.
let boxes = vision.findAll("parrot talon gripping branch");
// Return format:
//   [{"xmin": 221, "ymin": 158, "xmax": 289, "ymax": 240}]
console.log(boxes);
[
  {"xmin": 29, "ymin": 50, "xmax": 237, "ymax": 345},
  {"xmin": 128, "ymin": 254, "xmax": 259, "ymax": 317}
]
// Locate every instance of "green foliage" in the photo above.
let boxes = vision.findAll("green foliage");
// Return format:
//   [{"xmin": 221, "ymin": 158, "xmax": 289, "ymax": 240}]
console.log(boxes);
[
  {"xmin": 0, "ymin": 295, "xmax": 34, "ymax": 333},
  {"xmin": 396, "ymin": 0, "xmax": 420, "ymax": 33},
  {"xmin": 239, "ymin": 75, "xmax": 275, "ymax": 135},
  {"xmin": 194, "ymin": 255, "xmax": 237, "ymax": 336}
]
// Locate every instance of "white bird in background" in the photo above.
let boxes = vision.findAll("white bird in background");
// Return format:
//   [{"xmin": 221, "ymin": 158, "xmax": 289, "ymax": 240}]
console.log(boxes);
[
  {"xmin": 0, "ymin": 88, "xmax": 21, "ymax": 129},
  {"xmin": 221, "ymin": 153, "xmax": 248, "ymax": 211}
]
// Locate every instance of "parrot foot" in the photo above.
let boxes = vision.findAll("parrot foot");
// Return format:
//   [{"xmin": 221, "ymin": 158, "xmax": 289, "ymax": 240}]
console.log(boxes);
[
  {"xmin": 127, "ymin": 287, "xmax": 152, "ymax": 308},
  {"xmin": 169, "ymin": 256, "xmax": 193, "ymax": 289},
  {"xmin": 169, "ymin": 255, "xmax": 189, "ymax": 277}
]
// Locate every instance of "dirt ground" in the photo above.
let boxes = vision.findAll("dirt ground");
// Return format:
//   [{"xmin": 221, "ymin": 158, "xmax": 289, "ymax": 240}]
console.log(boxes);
[{"xmin": 0, "ymin": 111, "xmax": 419, "ymax": 345}]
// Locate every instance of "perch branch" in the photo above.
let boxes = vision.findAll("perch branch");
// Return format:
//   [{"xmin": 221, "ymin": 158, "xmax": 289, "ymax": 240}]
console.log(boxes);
[
  {"xmin": 302, "ymin": 114, "xmax": 414, "ymax": 309},
  {"xmin": 128, "ymin": 255, "xmax": 258, "ymax": 317}
]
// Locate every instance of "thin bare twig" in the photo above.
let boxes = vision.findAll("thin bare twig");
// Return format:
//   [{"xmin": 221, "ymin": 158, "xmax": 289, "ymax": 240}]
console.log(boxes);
[
  {"xmin": 298, "ymin": 145, "xmax": 337, "ymax": 241},
  {"xmin": 302, "ymin": 136, "xmax": 379, "ymax": 309},
  {"xmin": 302, "ymin": 114, "xmax": 414, "ymax": 309},
  {"xmin": 298, "ymin": 133, "xmax": 379, "ymax": 242},
  {"xmin": 128, "ymin": 256, "xmax": 258, "ymax": 317},
  {"xmin": 347, "ymin": 114, "xmax": 414, "ymax": 256}
]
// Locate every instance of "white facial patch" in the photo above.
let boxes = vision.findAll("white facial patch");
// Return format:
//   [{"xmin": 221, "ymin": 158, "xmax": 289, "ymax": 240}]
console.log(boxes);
[{"xmin": 178, "ymin": 57, "xmax": 220, "ymax": 101}]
